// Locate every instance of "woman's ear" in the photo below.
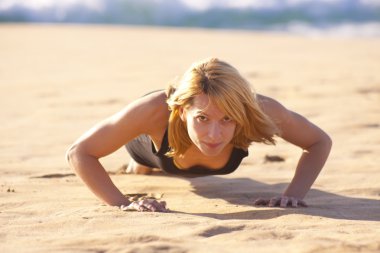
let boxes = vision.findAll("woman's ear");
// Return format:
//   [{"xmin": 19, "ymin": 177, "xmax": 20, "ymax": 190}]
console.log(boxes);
[{"xmin": 179, "ymin": 107, "xmax": 186, "ymax": 122}]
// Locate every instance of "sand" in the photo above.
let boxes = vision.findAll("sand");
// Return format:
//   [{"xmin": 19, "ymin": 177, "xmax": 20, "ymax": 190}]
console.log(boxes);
[{"xmin": 1, "ymin": 24, "xmax": 379, "ymax": 253}]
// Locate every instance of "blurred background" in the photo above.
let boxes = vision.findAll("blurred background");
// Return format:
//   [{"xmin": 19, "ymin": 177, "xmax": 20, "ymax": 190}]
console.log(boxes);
[{"xmin": 1, "ymin": 0, "xmax": 380, "ymax": 37}]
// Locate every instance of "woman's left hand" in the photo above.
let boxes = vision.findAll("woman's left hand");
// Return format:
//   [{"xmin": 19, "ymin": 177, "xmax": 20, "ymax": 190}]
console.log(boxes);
[
  {"xmin": 254, "ymin": 196, "xmax": 308, "ymax": 208},
  {"xmin": 121, "ymin": 199, "xmax": 168, "ymax": 212}
]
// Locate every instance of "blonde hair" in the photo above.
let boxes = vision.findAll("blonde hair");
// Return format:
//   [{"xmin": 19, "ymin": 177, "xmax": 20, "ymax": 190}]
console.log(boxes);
[{"xmin": 166, "ymin": 58, "xmax": 279, "ymax": 157}]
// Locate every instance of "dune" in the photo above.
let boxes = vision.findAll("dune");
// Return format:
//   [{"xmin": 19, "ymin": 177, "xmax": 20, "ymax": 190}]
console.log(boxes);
[{"xmin": 1, "ymin": 24, "xmax": 379, "ymax": 253}]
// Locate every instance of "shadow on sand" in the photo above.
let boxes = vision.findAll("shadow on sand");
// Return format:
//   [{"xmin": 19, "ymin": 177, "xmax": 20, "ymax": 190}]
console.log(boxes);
[{"xmin": 175, "ymin": 176, "xmax": 380, "ymax": 221}]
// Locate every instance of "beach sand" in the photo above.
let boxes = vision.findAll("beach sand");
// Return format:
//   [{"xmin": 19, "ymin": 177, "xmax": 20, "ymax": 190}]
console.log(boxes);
[{"xmin": 1, "ymin": 24, "xmax": 379, "ymax": 253}]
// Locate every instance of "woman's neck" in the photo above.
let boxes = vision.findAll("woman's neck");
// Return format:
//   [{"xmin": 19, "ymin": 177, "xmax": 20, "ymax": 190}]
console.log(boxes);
[{"xmin": 174, "ymin": 144, "xmax": 234, "ymax": 170}]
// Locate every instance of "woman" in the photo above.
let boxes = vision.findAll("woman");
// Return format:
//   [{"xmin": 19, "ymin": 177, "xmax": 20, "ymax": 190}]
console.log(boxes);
[{"xmin": 66, "ymin": 58, "xmax": 332, "ymax": 212}]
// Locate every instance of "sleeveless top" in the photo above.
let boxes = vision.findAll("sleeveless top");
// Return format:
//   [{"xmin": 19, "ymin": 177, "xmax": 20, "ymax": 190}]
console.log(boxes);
[{"xmin": 125, "ymin": 128, "xmax": 249, "ymax": 178}]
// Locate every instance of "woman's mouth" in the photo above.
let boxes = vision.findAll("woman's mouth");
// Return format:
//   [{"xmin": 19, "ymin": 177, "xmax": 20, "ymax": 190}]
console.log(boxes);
[{"xmin": 204, "ymin": 142, "xmax": 222, "ymax": 149}]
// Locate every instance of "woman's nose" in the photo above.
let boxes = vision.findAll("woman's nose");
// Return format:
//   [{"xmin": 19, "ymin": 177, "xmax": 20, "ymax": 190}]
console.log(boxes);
[{"xmin": 207, "ymin": 122, "xmax": 222, "ymax": 140}]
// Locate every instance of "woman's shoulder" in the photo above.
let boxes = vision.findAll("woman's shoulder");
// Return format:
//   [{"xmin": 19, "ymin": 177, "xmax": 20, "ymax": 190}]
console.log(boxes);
[
  {"xmin": 138, "ymin": 90, "xmax": 168, "ymax": 107},
  {"xmin": 134, "ymin": 90, "xmax": 170, "ymax": 134},
  {"xmin": 256, "ymin": 93, "xmax": 288, "ymax": 120},
  {"xmin": 257, "ymin": 94, "xmax": 283, "ymax": 110},
  {"xmin": 109, "ymin": 90, "xmax": 169, "ymax": 136}
]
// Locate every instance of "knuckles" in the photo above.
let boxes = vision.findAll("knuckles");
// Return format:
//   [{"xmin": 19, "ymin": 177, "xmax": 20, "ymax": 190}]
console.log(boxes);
[{"xmin": 254, "ymin": 196, "xmax": 307, "ymax": 208}]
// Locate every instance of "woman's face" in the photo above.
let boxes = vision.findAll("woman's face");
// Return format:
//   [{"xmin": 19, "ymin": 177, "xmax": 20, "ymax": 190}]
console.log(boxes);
[{"xmin": 180, "ymin": 93, "xmax": 237, "ymax": 156}]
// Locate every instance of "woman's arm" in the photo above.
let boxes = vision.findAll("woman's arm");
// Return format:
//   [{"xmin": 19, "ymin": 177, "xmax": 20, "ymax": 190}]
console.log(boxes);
[
  {"xmin": 66, "ymin": 92, "xmax": 168, "ymax": 207},
  {"xmin": 257, "ymin": 95, "xmax": 332, "ymax": 207}
]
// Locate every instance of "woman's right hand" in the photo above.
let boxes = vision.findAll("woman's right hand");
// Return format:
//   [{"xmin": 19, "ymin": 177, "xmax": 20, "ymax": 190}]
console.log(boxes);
[
  {"xmin": 254, "ymin": 196, "xmax": 308, "ymax": 208},
  {"xmin": 120, "ymin": 199, "xmax": 168, "ymax": 212}
]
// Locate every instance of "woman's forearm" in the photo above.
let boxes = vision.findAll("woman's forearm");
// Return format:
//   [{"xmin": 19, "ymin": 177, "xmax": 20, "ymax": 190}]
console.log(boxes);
[
  {"xmin": 66, "ymin": 148, "xmax": 129, "ymax": 206},
  {"xmin": 283, "ymin": 134, "xmax": 332, "ymax": 199}
]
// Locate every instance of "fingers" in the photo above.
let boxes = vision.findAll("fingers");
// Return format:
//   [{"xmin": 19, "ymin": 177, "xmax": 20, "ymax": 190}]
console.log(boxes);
[
  {"xmin": 254, "ymin": 196, "xmax": 308, "ymax": 208},
  {"xmin": 253, "ymin": 198, "xmax": 269, "ymax": 206},
  {"xmin": 159, "ymin": 201, "xmax": 167, "ymax": 211},
  {"xmin": 137, "ymin": 199, "xmax": 168, "ymax": 212},
  {"xmin": 298, "ymin": 200, "xmax": 308, "ymax": 207},
  {"xmin": 269, "ymin": 196, "xmax": 281, "ymax": 207},
  {"xmin": 280, "ymin": 196, "xmax": 301, "ymax": 207},
  {"xmin": 290, "ymin": 197, "xmax": 298, "ymax": 207},
  {"xmin": 121, "ymin": 199, "xmax": 168, "ymax": 212},
  {"xmin": 132, "ymin": 201, "xmax": 149, "ymax": 212},
  {"xmin": 143, "ymin": 199, "xmax": 168, "ymax": 212},
  {"xmin": 280, "ymin": 196, "xmax": 289, "ymax": 207},
  {"xmin": 140, "ymin": 199, "xmax": 156, "ymax": 212}
]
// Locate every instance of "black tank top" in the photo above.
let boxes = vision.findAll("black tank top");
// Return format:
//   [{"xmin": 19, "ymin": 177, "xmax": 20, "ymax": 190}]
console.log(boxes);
[{"xmin": 125, "ymin": 128, "xmax": 248, "ymax": 178}]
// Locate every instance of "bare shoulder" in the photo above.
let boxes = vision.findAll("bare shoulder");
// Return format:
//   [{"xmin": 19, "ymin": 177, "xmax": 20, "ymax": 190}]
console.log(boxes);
[
  {"xmin": 138, "ymin": 90, "xmax": 170, "ymax": 134},
  {"xmin": 256, "ymin": 94, "xmax": 289, "ymax": 123},
  {"xmin": 115, "ymin": 90, "xmax": 169, "ymax": 135}
]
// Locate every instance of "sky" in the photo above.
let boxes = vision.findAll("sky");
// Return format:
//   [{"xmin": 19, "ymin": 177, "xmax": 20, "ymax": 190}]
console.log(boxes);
[
  {"xmin": 1, "ymin": 0, "xmax": 379, "ymax": 11},
  {"xmin": 0, "ymin": 0, "xmax": 103, "ymax": 11}
]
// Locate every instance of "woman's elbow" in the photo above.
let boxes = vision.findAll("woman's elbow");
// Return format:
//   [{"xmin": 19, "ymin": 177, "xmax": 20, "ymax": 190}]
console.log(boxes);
[
  {"xmin": 307, "ymin": 131, "xmax": 332, "ymax": 155},
  {"xmin": 321, "ymin": 132, "xmax": 333, "ymax": 154},
  {"xmin": 65, "ymin": 144, "xmax": 83, "ymax": 171},
  {"xmin": 65, "ymin": 145, "xmax": 73, "ymax": 164}
]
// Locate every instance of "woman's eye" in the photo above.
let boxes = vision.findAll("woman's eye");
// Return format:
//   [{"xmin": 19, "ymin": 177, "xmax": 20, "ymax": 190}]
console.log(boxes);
[
  {"xmin": 223, "ymin": 116, "xmax": 232, "ymax": 122},
  {"xmin": 197, "ymin": 115, "xmax": 208, "ymax": 122}
]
